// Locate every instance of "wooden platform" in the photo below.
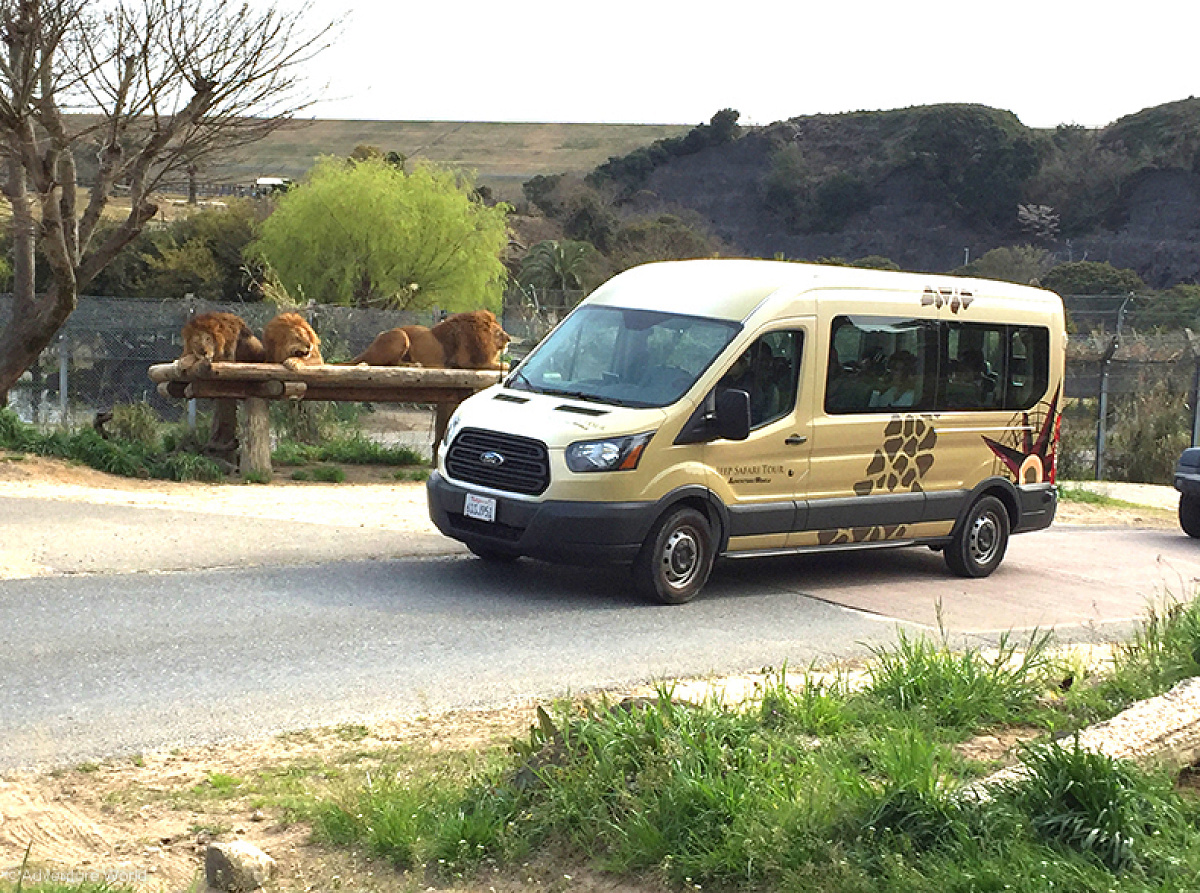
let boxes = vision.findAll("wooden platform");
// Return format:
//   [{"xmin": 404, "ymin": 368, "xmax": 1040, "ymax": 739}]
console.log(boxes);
[{"xmin": 149, "ymin": 361, "xmax": 504, "ymax": 476}]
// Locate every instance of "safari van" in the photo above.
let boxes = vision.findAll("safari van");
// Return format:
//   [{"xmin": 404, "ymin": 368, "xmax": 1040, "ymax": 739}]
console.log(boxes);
[{"xmin": 427, "ymin": 259, "xmax": 1065, "ymax": 604}]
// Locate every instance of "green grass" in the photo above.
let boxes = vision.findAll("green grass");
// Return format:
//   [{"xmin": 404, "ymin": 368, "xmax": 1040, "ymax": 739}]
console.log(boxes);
[
  {"xmin": 309, "ymin": 465, "xmax": 346, "ymax": 483},
  {"xmin": 273, "ymin": 433, "xmax": 425, "ymax": 467},
  {"xmin": 291, "ymin": 598, "xmax": 1200, "ymax": 892},
  {"xmin": 0, "ymin": 407, "xmax": 224, "ymax": 482},
  {"xmin": 863, "ymin": 626, "xmax": 1052, "ymax": 730},
  {"xmin": 1057, "ymin": 484, "xmax": 1157, "ymax": 510},
  {"xmin": 0, "ymin": 406, "xmax": 427, "ymax": 485}
]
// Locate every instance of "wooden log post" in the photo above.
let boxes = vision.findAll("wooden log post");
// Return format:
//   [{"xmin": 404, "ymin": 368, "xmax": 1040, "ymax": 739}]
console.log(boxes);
[
  {"xmin": 148, "ymin": 362, "xmax": 503, "ymax": 472},
  {"xmin": 208, "ymin": 400, "xmax": 240, "ymax": 465},
  {"xmin": 239, "ymin": 397, "xmax": 273, "ymax": 478}
]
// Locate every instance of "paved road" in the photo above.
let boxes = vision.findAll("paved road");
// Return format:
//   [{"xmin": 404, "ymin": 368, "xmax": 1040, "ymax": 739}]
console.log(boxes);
[{"xmin": 2, "ymin": 521, "xmax": 1198, "ymax": 771}]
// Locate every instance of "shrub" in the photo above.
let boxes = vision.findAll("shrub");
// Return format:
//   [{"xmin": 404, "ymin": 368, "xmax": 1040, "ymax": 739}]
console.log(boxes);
[
  {"xmin": 904, "ymin": 105, "xmax": 1040, "ymax": 225},
  {"xmin": 310, "ymin": 465, "xmax": 345, "ymax": 483},
  {"xmin": 1103, "ymin": 377, "xmax": 1189, "ymax": 484},
  {"xmin": 1056, "ymin": 398, "xmax": 1097, "ymax": 481},
  {"xmin": 1042, "ymin": 261, "xmax": 1145, "ymax": 296},
  {"xmin": 811, "ymin": 172, "xmax": 871, "ymax": 232},
  {"xmin": 109, "ymin": 401, "xmax": 163, "ymax": 449}
]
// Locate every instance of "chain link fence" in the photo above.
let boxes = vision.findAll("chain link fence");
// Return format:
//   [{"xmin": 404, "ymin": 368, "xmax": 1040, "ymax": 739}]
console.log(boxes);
[
  {"xmin": 0, "ymin": 289, "xmax": 584, "ymax": 428},
  {"xmin": 4, "ymin": 289, "xmax": 1192, "ymax": 483}
]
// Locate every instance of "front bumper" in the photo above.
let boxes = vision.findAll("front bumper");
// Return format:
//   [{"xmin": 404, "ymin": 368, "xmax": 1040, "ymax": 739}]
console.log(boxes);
[{"xmin": 426, "ymin": 472, "xmax": 659, "ymax": 565}]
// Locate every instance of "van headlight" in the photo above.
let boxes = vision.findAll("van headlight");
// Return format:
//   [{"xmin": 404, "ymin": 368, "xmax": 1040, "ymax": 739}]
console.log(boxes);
[{"xmin": 565, "ymin": 431, "xmax": 656, "ymax": 472}]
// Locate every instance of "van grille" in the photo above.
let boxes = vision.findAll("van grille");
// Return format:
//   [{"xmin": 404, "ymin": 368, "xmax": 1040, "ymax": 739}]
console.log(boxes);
[{"xmin": 446, "ymin": 428, "xmax": 550, "ymax": 495}]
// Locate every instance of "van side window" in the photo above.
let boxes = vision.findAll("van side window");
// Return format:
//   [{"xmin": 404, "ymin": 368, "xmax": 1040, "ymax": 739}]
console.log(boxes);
[
  {"xmin": 720, "ymin": 330, "xmax": 803, "ymax": 428},
  {"xmin": 826, "ymin": 316, "xmax": 934, "ymax": 414},
  {"xmin": 937, "ymin": 323, "xmax": 1050, "ymax": 411}
]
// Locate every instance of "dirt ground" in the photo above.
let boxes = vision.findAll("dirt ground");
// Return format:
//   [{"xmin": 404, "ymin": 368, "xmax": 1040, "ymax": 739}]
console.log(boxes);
[{"xmin": 0, "ymin": 457, "xmax": 1182, "ymax": 891}]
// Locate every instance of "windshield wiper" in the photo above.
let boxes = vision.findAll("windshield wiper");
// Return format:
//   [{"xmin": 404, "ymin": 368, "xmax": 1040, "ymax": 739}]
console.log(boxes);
[
  {"xmin": 540, "ymin": 387, "xmax": 603, "ymax": 403},
  {"xmin": 506, "ymin": 368, "xmax": 533, "ymax": 391}
]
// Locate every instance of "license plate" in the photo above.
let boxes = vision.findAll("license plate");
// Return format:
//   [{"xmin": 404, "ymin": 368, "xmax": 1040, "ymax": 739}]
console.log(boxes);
[{"xmin": 463, "ymin": 493, "xmax": 497, "ymax": 523}]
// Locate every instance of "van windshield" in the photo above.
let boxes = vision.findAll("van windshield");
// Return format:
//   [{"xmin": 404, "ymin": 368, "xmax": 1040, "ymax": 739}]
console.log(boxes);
[{"xmin": 507, "ymin": 306, "xmax": 740, "ymax": 408}]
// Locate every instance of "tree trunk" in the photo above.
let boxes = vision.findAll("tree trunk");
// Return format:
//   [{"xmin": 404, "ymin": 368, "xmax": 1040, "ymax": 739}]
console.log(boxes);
[
  {"xmin": 0, "ymin": 180, "xmax": 78, "ymax": 407},
  {"xmin": 0, "ymin": 280, "xmax": 79, "ymax": 408}
]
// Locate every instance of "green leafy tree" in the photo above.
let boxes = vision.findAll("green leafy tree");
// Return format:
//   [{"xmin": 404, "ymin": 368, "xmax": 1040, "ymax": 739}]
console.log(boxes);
[
  {"xmin": 1042, "ymin": 261, "xmax": 1145, "ymax": 296},
  {"xmin": 562, "ymin": 191, "xmax": 619, "ymax": 253},
  {"xmin": 1026, "ymin": 126, "xmax": 1135, "ymax": 235},
  {"xmin": 816, "ymin": 255, "xmax": 901, "ymax": 271},
  {"xmin": 812, "ymin": 172, "xmax": 871, "ymax": 232},
  {"xmin": 250, "ymin": 157, "xmax": 511, "ymax": 310},
  {"xmin": 957, "ymin": 245, "xmax": 1054, "ymax": 285},
  {"xmin": 906, "ymin": 105, "xmax": 1041, "ymax": 226},
  {"xmin": 83, "ymin": 201, "xmax": 262, "ymax": 301},
  {"xmin": 608, "ymin": 214, "xmax": 721, "ymax": 271},
  {"xmin": 523, "ymin": 173, "xmax": 566, "ymax": 216}
]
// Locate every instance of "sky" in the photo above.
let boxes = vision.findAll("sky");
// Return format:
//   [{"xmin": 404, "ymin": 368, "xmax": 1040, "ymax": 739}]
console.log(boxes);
[{"xmin": 299, "ymin": 0, "xmax": 1199, "ymax": 130}]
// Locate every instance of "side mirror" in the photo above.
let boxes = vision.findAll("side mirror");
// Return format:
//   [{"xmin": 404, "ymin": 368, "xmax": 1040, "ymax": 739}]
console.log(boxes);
[{"xmin": 715, "ymin": 388, "xmax": 751, "ymax": 441}]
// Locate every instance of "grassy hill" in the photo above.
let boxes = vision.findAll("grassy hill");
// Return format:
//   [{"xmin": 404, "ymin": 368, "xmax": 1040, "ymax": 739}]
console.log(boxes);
[{"xmin": 214, "ymin": 119, "xmax": 691, "ymax": 202}]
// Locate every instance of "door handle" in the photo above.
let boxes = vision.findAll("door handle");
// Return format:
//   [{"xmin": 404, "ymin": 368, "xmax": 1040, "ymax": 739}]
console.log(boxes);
[{"xmin": 785, "ymin": 434, "xmax": 808, "ymax": 445}]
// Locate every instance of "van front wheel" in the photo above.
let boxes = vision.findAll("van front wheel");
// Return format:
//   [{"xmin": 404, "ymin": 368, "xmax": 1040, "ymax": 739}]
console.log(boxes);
[
  {"xmin": 945, "ymin": 495, "xmax": 1009, "ymax": 578},
  {"xmin": 633, "ymin": 507, "xmax": 715, "ymax": 605}
]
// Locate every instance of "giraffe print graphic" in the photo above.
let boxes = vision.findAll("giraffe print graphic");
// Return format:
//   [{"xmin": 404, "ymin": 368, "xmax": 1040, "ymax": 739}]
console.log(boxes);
[{"xmin": 817, "ymin": 414, "xmax": 938, "ymax": 546}]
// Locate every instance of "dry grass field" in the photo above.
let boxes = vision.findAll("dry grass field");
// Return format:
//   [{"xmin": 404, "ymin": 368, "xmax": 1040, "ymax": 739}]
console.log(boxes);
[{"xmin": 219, "ymin": 119, "xmax": 690, "ymax": 201}]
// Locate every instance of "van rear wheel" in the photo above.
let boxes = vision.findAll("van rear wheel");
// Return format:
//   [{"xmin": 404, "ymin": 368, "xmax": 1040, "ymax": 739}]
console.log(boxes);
[
  {"xmin": 945, "ymin": 495, "xmax": 1009, "ymax": 578},
  {"xmin": 633, "ymin": 506, "xmax": 715, "ymax": 605}
]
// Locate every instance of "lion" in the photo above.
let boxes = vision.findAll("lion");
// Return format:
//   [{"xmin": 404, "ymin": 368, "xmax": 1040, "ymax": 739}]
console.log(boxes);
[
  {"xmin": 348, "ymin": 328, "xmax": 414, "ymax": 366},
  {"xmin": 178, "ymin": 311, "xmax": 265, "ymax": 372},
  {"xmin": 406, "ymin": 309, "xmax": 512, "ymax": 369},
  {"xmin": 263, "ymin": 312, "xmax": 324, "ymax": 370}
]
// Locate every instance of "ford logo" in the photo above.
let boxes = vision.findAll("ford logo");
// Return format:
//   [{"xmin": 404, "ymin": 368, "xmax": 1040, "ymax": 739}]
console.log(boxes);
[{"xmin": 480, "ymin": 450, "xmax": 505, "ymax": 467}]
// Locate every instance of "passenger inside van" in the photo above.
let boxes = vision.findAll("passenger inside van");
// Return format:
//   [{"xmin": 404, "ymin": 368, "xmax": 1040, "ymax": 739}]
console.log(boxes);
[
  {"xmin": 944, "ymin": 347, "xmax": 995, "ymax": 408},
  {"xmin": 869, "ymin": 350, "xmax": 920, "ymax": 407},
  {"xmin": 721, "ymin": 339, "xmax": 788, "ymax": 427}
]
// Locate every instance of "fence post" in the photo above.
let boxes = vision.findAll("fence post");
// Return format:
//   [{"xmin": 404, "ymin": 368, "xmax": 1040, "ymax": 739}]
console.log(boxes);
[
  {"xmin": 57, "ymin": 334, "xmax": 68, "ymax": 425},
  {"xmin": 1095, "ymin": 336, "xmax": 1117, "ymax": 480},
  {"xmin": 1094, "ymin": 295, "xmax": 1131, "ymax": 480}
]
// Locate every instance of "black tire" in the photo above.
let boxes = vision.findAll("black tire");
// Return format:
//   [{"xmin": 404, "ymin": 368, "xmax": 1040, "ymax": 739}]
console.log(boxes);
[
  {"xmin": 632, "ymin": 506, "xmax": 715, "ymax": 605},
  {"xmin": 944, "ymin": 495, "xmax": 1010, "ymax": 578},
  {"xmin": 1180, "ymin": 495, "xmax": 1200, "ymax": 538},
  {"xmin": 466, "ymin": 541, "xmax": 520, "ymax": 563}
]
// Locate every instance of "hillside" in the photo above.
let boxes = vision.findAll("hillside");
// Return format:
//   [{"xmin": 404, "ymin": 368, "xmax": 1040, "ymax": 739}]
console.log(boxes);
[
  {"xmin": 212, "ymin": 119, "xmax": 690, "ymax": 202},
  {"xmin": 165, "ymin": 101, "xmax": 1200, "ymax": 289},
  {"xmin": 574, "ymin": 101, "xmax": 1200, "ymax": 288}
]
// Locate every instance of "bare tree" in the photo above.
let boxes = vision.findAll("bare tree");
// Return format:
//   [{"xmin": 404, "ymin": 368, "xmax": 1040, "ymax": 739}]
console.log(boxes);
[{"xmin": 0, "ymin": 0, "xmax": 333, "ymax": 405}]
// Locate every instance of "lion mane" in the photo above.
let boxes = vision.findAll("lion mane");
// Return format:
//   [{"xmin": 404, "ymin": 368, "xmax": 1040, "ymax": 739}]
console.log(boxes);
[
  {"xmin": 178, "ymin": 311, "xmax": 265, "ymax": 371},
  {"xmin": 263, "ymin": 312, "xmax": 324, "ymax": 369}
]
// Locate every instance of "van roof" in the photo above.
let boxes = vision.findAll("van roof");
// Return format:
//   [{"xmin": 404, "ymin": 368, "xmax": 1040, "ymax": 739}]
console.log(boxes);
[{"xmin": 584, "ymin": 258, "xmax": 1061, "ymax": 322}]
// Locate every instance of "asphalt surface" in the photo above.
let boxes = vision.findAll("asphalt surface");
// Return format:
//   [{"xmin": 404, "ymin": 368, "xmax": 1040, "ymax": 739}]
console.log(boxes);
[
  {"xmin": 2, "ymin": 480, "xmax": 1197, "ymax": 770},
  {"xmin": 0, "ymin": 492, "xmax": 460, "ymax": 577},
  {"xmin": 0, "ymin": 555, "xmax": 906, "ymax": 770}
]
